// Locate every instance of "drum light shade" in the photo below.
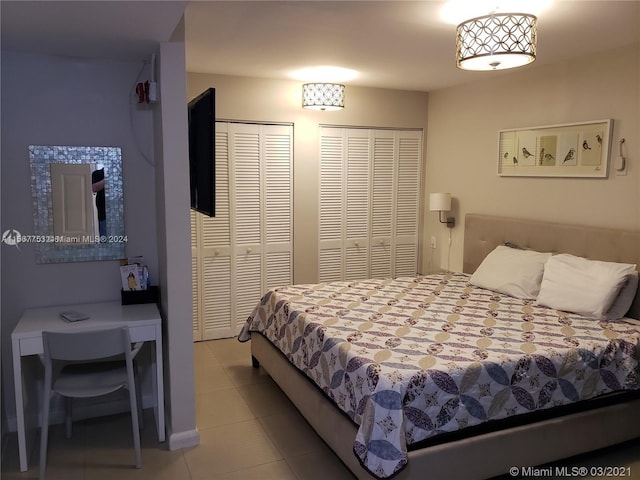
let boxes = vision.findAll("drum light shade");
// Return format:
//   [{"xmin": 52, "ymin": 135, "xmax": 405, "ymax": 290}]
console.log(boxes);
[
  {"xmin": 429, "ymin": 193, "xmax": 452, "ymax": 212},
  {"xmin": 456, "ymin": 13, "xmax": 537, "ymax": 71},
  {"xmin": 429, "ymin": 193, "xmax": 455, "ymax": 228},
  {"xmin": 302, "ymin": 83, "xmax": 345, "ymax": 110}
]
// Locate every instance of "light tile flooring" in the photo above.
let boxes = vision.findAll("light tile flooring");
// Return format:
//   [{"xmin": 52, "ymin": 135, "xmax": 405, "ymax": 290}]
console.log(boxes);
[{"xmin": 2, "ymin": 338, "xmax": 639, "ymax": 479}]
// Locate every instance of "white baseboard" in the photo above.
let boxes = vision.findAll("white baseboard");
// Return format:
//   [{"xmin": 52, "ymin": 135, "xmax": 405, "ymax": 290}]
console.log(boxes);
[{"xmin": 168, "ymin": 428, "xmax": 200, "ymax": 450}]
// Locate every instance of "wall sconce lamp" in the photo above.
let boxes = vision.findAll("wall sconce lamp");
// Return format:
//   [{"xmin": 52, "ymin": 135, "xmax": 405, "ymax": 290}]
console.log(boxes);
[
  {"xmin": 430, "ymin": 192, "xmax": 455, "ymax": 228},
  {"xmin": 302, "ymin": 83, "xmax": 345, "ymax": 110}
]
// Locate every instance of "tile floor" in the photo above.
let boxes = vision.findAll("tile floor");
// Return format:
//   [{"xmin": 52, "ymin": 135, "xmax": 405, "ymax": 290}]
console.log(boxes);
[{"xmin": 2, "ymin": 337, "xmax": 639, "ymax": 479}]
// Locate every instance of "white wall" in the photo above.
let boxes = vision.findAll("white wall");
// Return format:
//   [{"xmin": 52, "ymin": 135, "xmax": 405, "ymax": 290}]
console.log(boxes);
[
  {"xmin": 155, "ymin": 39, "xmax": 199, "ymax": 449},
  {"xmin": 187, "ymin": 73, "xmax": 430, "ymax": 283},
  {"xmin": 424, "ymin": 44, "xmax": 640, "ymax": 272},
  {"xmin": 0, "ymin": 51, "xmax": 158, "ymax": 432}
]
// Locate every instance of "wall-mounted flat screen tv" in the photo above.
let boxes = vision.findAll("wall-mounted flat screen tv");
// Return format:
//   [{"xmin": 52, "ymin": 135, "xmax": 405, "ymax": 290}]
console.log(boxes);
[{"xmin": 188, "ymin": 87, "xmax": 215, "ymax": 217}]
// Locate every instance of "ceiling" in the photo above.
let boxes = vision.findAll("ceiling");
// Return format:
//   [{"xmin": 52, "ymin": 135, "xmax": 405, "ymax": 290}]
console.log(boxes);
[{"xmin": 2, "ymin": 1, "xmax": 639, "ymax": 92}]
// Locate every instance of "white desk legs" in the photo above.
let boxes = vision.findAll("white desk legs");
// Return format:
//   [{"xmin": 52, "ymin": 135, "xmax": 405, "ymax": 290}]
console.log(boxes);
[
  {"xmin": 12, "ymin": 337, "xmax": 28, "ymax": 472},
  {"xmin": 153, "ymin": 324, "xmax": 166, "ymax": 442}
]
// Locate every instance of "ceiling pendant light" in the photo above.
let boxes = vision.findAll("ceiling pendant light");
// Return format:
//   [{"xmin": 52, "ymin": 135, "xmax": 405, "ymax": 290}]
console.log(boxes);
[
  {"xmin": 302, "ymin": 83, "xmax": 345, "ymax": 111},
  {"xmin": 456, "ymin": 12, "xmax": 537, "ymax": 71}
]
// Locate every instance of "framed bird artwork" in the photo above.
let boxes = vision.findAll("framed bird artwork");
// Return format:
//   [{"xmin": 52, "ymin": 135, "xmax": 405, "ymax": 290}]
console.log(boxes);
[{"xmin": 497, "ymin": 119, "xmax": 612, "ymax": 177}]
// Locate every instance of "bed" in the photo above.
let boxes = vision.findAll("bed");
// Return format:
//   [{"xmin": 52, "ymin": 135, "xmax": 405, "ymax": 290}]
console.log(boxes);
[{"xmin": 239, "ymin": 214, "xmax": 640, "ymax": 480}]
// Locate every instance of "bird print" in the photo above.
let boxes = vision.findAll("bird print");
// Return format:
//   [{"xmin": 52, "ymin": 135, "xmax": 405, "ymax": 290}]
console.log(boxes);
[
  {"xmin": 522, "ymin": 147, "xmax": 534, "ymax": 159},
  {"xmin": 513, "ymin": 156, "xmax": 518, "ymax": 165},
  {"xmin": 562, "ymin": 148, "xmax": 575, "ymax": 164},
  {"xmin": 596, "ymin": 134, "xmax": 602, "ymax": 145},
  {"xmin": 544, "ymin": 153, "xmax": 555, "ymax": 162},
  {"xmin": 504, "ymin": 152, "xmax": 509, "ymax": 159},
  {"xmin": 583, "ymin": 140, "xmax": 591, "ymax": 150},
  {"xmin": 539, "ymin": 147, "xmax": 545, "ymax": 165}
]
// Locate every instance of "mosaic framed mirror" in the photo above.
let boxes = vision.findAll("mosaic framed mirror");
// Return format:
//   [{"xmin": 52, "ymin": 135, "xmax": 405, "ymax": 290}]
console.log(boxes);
[{"xmin": 29, "ymin": 145, "xmax": 126, "ymax": 263}]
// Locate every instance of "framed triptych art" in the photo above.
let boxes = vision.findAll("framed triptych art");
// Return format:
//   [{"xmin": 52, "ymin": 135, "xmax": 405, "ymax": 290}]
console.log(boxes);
[{"xmin": 498, "ymin": 119, "xmax": 613, "ymax": 177}]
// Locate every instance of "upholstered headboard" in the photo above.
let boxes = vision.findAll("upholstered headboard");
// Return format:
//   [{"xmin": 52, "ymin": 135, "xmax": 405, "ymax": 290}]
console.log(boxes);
[{"xmin": 463, "ymin": 214, "xmax": 640, "ymax": 320}]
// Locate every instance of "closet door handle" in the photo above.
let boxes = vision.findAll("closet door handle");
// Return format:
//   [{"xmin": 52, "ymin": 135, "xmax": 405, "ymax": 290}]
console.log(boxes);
[{"xmin": 246, "ymin": 247, "xmax": 252, "ymax": 254}]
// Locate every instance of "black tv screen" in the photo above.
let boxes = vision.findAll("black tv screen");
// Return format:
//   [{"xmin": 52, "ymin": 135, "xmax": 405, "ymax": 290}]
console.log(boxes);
[{"xmin": 188, "ymin": 88, "xmax": 215, "ymax": 217}]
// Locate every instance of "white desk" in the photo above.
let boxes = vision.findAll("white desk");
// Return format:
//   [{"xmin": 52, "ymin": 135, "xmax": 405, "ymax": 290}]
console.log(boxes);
[{"xmin": 11, "ymin": 301, "xmax": 165, "ymax": 472}]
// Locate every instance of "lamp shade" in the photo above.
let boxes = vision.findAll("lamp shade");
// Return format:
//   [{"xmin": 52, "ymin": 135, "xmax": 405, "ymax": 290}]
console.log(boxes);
[
  {"xmin": 302, "ymin": 83, "xmax": 345, "ymax": 110},
  {"xmin": 456, "ymin": 13, "xmax": 537, "ymax": 71},
  {"xmin": 429, "ymin": 193, "xmax": 451, "ymax": 211}
]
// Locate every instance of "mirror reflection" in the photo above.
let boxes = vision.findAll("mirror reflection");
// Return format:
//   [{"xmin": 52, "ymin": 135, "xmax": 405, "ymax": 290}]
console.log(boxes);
[
  {"xmin": 29, "ymin": 145, "xmax": 125, "ymax": 263},
  {"xmin": 91, "ymin": 163, "xmax": 107, "ymax": 238}
]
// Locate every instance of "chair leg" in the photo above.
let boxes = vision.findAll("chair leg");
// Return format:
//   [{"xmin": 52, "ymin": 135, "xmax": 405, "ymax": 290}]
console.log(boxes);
[
  {"xmin": 134, "ymin": 362, "xmax": 144, "ymax": 431},
  {"xmin": 64, "ymin": 397, "xmax": 72, "ymax": 439},
  {"xmin": 128, "ymin": 385, "xmax": 142, "ymax": 468},
  {"xmin": 40, "ymin": 370, "xmax": 52, "ymax": 480}
]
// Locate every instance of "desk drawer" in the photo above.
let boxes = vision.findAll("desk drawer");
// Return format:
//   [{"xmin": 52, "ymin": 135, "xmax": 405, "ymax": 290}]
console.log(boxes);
[
  {"xmin": 128, "ymin": 324, "xmax": 157, "ymax": 343},
  {"xmin": 18, "ymin": 336, "xmax": 43, "ymax": 356}
]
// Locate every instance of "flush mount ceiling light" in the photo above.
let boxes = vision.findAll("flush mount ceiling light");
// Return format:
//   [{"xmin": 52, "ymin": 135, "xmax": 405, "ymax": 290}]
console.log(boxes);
[
  {"xmin": 302, "ymin": 83, "xmax": 345, "ymax": 111},
  {"xmin": 456, "ymin": 12, "xmax": 537, "ymax": 71}
]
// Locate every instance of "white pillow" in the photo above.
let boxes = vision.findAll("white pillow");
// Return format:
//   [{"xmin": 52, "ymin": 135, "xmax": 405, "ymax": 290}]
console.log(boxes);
[
  {"xmin": 536, "ymin": 254, "xmax": 637, "ymax": 319},
  {"xmin": 470, "ymin": 245, "xmax": 552, "ymax": 299},
  {"xmin": 605, "ymin": 271, "xmax": 639, "ymax": 320}
]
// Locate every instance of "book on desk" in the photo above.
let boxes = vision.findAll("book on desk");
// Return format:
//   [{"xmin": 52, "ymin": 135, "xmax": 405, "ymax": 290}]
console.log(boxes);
[{"xmin": 58, "ymin": 310, "xmax": 90, "ymax": 322}]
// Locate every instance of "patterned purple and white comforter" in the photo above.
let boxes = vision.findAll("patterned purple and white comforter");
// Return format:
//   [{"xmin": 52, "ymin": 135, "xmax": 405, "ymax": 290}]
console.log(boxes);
[{"xmin": 238, "ymin": 273, "xmax": 640, "ymax": 479}]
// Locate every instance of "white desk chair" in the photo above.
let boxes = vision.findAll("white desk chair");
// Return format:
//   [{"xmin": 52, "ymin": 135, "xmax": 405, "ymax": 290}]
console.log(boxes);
[{"xmin": 39, "ymin": 327, "xmax": 143, "ymax": 480}]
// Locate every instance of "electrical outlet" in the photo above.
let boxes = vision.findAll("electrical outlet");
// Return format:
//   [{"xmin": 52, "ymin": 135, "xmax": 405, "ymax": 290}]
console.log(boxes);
[{"xmin": 431, "ymin": 236, "xmax": 437, "ymax": 249}]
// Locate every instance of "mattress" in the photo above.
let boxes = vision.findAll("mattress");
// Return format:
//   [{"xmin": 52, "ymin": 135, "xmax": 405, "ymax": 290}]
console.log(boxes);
[{"xmin": 238, "ymin": 273, "xmax": 640, "ymax": 479}]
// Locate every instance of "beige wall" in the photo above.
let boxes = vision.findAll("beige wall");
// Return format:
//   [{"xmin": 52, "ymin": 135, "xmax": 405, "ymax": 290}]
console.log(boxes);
[
  {"xmin": 187, "ymin": 73, "xmax": 429, "ymax": 283},
  {"xmin": 188, "ymin": 43, "xmax": 639, "ymax": 282},
  {"xmin": 425, "ymin": 43, "xmax": 640, "ymax": 273}
]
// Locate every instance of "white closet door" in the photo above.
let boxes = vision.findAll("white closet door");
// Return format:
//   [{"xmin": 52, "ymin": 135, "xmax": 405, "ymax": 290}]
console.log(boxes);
[
  {"xmin": 264, "ymin": 127, "xmax": 293, "ymax": 290},
  {"xmin": 231, "ymin": 124, "xmax": 264, "ymax": 330},
  {"xmin": 319, "ymin": 127, "xmax": 422, "ymax": 283},
  {"xmin": 370, "ymin": 133, "xmax": 395, "ymax": 279},
  {"xmin": 394, "ymin": 132, "xmax": 421, "ymax": 277},
  {"xmin": 319, "ymin": 129, "xmax": 345, "ymax": 282},
  {"xmin": 192, "ymin": 122, "xmax": 292, "ymax": 341},
  {"xmin": 345, "ymin": 131, "xmax": 370, "ymax": 280},
  {"xmin": 231, "ymin": 123, "xmax": 293, "ymax": 330},
  {"xmin": 192, "ymin": 124, "xmax": 234, "ymax": 340}
]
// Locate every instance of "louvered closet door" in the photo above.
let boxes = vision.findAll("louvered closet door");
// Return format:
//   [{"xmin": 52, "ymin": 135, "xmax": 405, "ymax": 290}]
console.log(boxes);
[
  {"xmin": 319, "ymin": 127, "xmax": 422, "ymax": 283},
  {"xmin": 345, "ymin": 131, "xmax": 370, "ymax": 280},
  {"xmin": 263, "ymin": 127, "xmax": 293, "ymax": 290},
  {"xmin": 319, "ymin": 129, "xmax": 345, "ymax": 282},
  {"xmin": 192, "ymin": 123, "xmax": 233, "ymax": 340},
  {"xmin": 192, "ymin": 122, "xmax": 292, "ymax": 341},
  {"xmin": 393, "ymin": 132, "xmax": 421, "ymax": 276},
  {"xmin": 370, "ymin": 133, "xmax": 395, "ymax": 279},
  {"xmin": 230, "ymin": 124, "xmax": 264, "ymax": 332},
  {"xmin": 319, "ymin": 128, "xmax": 372, "ymax": 282},
  {"xmin": 231, "ymin": 123, "xmax": 293, "ymax": 331}
]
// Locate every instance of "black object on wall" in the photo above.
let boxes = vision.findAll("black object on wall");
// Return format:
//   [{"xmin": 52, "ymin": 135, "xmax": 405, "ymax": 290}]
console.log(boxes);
[{"xmin": 188, "ymin": 87, "xmax": 215, "ymax": 217}]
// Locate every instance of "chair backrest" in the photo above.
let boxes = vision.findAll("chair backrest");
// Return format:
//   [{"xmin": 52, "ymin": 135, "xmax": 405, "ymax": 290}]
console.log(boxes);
[{"xmin": 43, "ymin": 327, "xmax": 132, "ymax": 362}]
